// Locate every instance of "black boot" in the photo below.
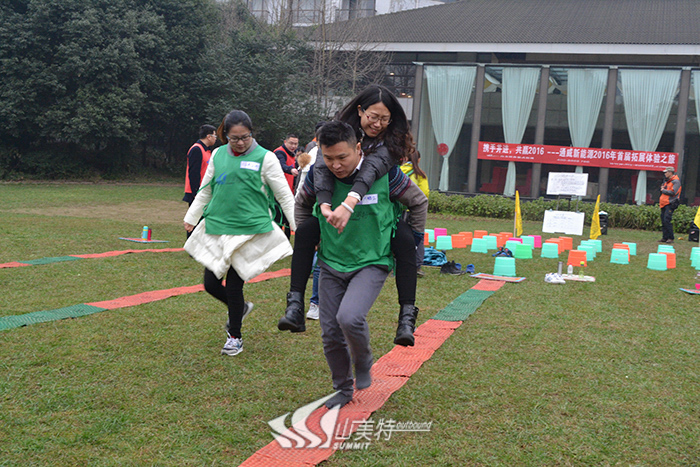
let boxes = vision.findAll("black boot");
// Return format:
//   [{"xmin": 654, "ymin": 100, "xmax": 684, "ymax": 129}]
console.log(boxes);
[
  {"xmin": 277, "ymin": 291, "xmax": 306, "ymax": 333},
  {"xmin": 393, "ymin": 304, "xmax": 418, "ymax": 346}
]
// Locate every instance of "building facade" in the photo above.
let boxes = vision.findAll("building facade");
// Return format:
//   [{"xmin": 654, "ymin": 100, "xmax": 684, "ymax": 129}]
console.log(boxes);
[
  {"xmin": 245, "ymin": 0, "xmax": 446, "ymax": 26},
  {"xmin": 314, "ymin": 0, "xmax": 700, "ymax": 204}
]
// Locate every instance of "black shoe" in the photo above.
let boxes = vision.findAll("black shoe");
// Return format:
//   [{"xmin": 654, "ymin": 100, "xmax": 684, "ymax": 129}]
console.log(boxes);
[
  {"xmin": 658, "ymin": 238, "xmax": 668, "ymax": 243},
  {"xmin": 277, "ymin": 291, "xmax": 306, "ymax": 332},
  {"xmin": 417, "ymin": 267, "xmax": 425, "ymax": 278},
  {"xmin": 394, "ymin": 304, "xmax": 419, "ymax": 347},
  {"xmin": 666, "ymin": 239, "xmax": 674, "ymax": 243},
  {"xmin": 440, "ymin": 261, "xmax": 465, "ymax": 275}
]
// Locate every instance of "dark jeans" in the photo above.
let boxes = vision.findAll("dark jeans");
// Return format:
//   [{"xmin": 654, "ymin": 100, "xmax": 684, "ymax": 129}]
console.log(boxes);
[
  {"xmin": 290, "ymin": 216, "xmax": 417, "ymax": 306},
  {"xmin": 661, "ymin": 204, "xmax": 677, "ymax": 240},
  {"xmin": 204, "ymin": 267, "xmax": 245, "ymax": 338}
]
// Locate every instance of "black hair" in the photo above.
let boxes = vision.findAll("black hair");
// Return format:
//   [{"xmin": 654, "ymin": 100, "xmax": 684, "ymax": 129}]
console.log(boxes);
[
  {"xmin": 216, "ymin": 110, "xmax": 253, "ymax": 143},
  {"xmin": 316, "ymin": 121, "xmax": 357, "ymax": 148},
  {"xmin": 284, "ymin": 134, "xmax": 298, "ymax": 141},
  {"xmin": 198, "ymin": 124, "xmax": 216, "ymax": 139},
  {"xmin": 335, "ymin": 85, "xmax": 415, "ymax": 164}
]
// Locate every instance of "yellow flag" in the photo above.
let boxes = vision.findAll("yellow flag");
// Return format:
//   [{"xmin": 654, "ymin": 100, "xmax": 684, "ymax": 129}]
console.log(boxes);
[
  {"xmin": 590, "ymin": 195, "xmax": 602, "ymax": 240},
  {"xmin": 694, "ymin": 204, "xmax": 700, "ymax": 230},
  {"xmin": 515, "ymin": 190, "xmax": 523, "ymax": 237}
]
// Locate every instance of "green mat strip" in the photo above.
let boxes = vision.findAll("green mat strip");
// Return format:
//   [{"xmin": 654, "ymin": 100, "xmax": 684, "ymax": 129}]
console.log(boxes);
[
  {"xmin": 432, "ymin": 288, "xmax": 495, "ymax": 321},
  {"xmin": 19, "ymin": 256, "xmax": 82, "ymax": 266},
  {"xmin": 0, "ymin": 304, "xmax": 107, "ymax": 331}
]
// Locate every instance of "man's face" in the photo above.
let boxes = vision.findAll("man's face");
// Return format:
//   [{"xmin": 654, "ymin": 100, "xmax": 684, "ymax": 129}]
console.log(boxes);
[
  {"xmin": 664, "ymin": 170, "xmax": 673, "ymax": 180},
  {"xmin": 321, "ymin": 141, "xmax": 362, "ymax": 179},
  {"xmin": 285, "ymin": 137, "xmax": 299, "ymax": 153},
  {"xmin": 205, "ymin": 132, "xmax": 217, "ymax": 146}
]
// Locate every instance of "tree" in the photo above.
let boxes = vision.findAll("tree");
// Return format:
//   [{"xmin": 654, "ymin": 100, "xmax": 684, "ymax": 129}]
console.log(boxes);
[
  {"xmin": 0, "ymin": 0, "xmax": 215, "ymax": 175},
  {"xmin": 199, "ymin": 1, "xmax": 323, "ymax": 148},
  {"xmin": 306, "ymin": 9, "xmax": 393, "ymax": 114}
]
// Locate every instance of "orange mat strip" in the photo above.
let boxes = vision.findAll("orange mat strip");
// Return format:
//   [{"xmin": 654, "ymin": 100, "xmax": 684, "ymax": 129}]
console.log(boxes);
[
  {"xmin": 240, "ymin": 280, "xmax": 502, "ymax": 466},
  {"xmin": 86, "ymin": 285, "xmax": 205, "ymax": 310},
  {"xmin": 72, "ymin": 248, "xmax": 184, "ymax": 259},
  {"xmin": 0, "ymin": 262, "xmax": 32, "ymax": 269},
  {"xmin": 471, "ymin": 278, "xmax": 506, "ymax": 291},
  {"xmin": 1, "ymin": 247, "xmax": 185, "ymax": 269},
  {"xmin": 86, "ymin": 269, "xmax": 291, "ymax": 310}
]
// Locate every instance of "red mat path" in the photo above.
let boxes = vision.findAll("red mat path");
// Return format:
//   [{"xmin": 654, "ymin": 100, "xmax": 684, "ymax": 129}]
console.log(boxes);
[
  {"xmin": 240, "ymin": 279, "xmax": 505, "ymax": 467},
  {"xmin": 72, "ymin": 247, "xmax": 184, "ymax": 259},
  {"xmin": 1, "ymin": 247, "xmax": 185, "ymax": 268},
  {"xmin": 86, "ymin": 268, "xmax": 291, "ymax": 310}
]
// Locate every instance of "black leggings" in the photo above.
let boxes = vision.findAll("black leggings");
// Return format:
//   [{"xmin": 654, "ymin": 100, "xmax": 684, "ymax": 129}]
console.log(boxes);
[
  {"xmin": 204, "ymin": 267, "xmax": 245, "ymax": 338},
  {"xmin": 290, "ymin": 216, "xmax": 417, "ymax": 306}
]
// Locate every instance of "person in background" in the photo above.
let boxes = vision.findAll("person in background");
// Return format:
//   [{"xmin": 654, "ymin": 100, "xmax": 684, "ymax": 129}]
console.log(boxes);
[
  {"xmin": 183, "ymin": 125, "xmax": 218, "ymax": 239},
  {"xmin": 400, "ymin": 151, "xmax": 430, "ymax": 276},
  {"xmin": 183, "ymin": 125, "xmax": 217, "ymax": 206},
  {"xmin": 294, "ymin": 152, "xmax": 313, "ymax": 194},
  {"xmin": 183, "ymin": 110, "xmax": 295, "ymax": 357},
  {"xmin": 274, "ymin": 134, "xmax": 299, "ymax": 191},
  {"xmin": 659, "ymin": 166, "xmax": 682, "ymax": 243},
  {"xmin": 273, "ymin": 134, "xmax": 299, "ymax": 238}
]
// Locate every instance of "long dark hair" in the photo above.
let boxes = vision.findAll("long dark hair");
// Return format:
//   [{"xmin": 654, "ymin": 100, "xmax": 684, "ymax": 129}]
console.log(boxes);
[{"xmin": 335, "ymin": 85, "xmax": 415, "ymax": 164}]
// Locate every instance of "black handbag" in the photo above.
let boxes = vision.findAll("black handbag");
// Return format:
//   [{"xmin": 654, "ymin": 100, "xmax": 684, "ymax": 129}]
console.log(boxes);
[{"xmin": 689, "ymin": 222, "xmax": 699, "ymax": 242}]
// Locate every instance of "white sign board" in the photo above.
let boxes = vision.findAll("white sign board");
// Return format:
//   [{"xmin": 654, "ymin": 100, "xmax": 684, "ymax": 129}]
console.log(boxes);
[
  {"xmin": 542, "ymin": 210, "xmax": 585, "ymax": 236},
  {"xmin": 547, "ymin": 172, "xmax": 589, "ymax": 196}
]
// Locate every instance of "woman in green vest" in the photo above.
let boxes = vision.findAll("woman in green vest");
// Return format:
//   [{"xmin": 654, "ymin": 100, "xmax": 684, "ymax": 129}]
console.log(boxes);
[{"xmin": 184, "ymin": 110, "xmax": 296, "ymax": 357}]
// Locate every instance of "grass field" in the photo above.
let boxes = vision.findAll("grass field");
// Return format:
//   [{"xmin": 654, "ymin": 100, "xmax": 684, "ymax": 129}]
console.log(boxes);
[{"xmin": 0, "ymin": 182, "xmax": 698, "ymax": 466}]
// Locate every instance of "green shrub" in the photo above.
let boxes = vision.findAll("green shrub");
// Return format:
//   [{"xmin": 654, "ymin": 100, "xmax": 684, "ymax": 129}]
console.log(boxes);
[{"xmin": 428, "ymin": 192, "xmax": 700, "ymax": 233}]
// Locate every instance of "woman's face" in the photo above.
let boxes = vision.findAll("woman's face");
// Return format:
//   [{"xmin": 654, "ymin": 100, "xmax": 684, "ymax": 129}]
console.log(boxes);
[
  {"xmin": 358, "ymin": 102, "xmax": 391, "ymax": 139},
  {"xmin": 226, "ymin": 124, "xmax": 253, "ymax": 153}
]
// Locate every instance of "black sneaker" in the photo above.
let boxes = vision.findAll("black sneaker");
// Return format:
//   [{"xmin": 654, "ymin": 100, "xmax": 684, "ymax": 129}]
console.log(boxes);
[{"xmin": 440, "ymin": 261, "xmax": 466, "ymax": 275}]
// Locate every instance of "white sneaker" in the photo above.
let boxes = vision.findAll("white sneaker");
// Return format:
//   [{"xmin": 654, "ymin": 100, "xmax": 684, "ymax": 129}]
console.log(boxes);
[
  {"xmin": 306, "ymin": 302, "xmax": 319, "ymax": 320},
  {"xmin": 221, "ymin": 335, "xmax": 243, "ymax": 356}
]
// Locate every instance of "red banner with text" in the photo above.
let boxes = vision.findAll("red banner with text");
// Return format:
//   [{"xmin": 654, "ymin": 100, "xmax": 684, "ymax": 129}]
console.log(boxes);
[{"xmin": 477, "ymin": 142, "xmax": 677, "ymax": 172}]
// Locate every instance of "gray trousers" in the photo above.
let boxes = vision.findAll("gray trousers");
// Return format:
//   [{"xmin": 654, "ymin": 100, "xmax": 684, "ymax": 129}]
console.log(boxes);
[{"xmin": 318, "ymin": 261, "xmax": 389, "ymax": 395}]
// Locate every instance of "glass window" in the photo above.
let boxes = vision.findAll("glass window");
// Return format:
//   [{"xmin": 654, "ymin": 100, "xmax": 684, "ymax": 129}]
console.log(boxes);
[
  {"xmin": 611, "ymin": 69, "xmax": 679, "ymax": 204},
  {"xmin": 477, "ymin": 66, "xmax": 539, "ymax": 195},
  {"xmin": 685, "ymin": 72, "xmax": 700, "ymax": 205},
  {"xmin": 384, "ymin": 64, "xmax": 416, "ymax": 98}
]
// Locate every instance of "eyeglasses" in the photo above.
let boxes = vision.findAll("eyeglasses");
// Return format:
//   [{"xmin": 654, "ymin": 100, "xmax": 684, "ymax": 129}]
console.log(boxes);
[
  {"xmin": 227, "ymin": 133, "xmax": 252, "ymax": 143},
  {"xmin": 362, "ymin": 110, "xmax": 391, "ymax": 125}
]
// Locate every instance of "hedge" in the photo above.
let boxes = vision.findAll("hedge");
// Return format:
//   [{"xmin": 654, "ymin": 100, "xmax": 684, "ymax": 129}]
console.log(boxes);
[{"xmin": 428, "ymin": 192, "xmax": 700, "ymax": 233}]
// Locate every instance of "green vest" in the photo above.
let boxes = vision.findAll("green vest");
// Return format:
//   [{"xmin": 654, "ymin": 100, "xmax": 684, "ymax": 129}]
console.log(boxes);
[
  {"xmin": 315, "ymin": 173, "xmax": 398, "ymax": 273},
  {"xmin": 203, "ymin": 145, "xmax": 274, "ymax": 235}
]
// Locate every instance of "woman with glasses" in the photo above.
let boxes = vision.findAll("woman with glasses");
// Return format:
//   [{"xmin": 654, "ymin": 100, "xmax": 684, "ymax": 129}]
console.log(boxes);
[
  {"xmin": 279, "ymin": 85, "xmax": 427, "ymax": 348},
  {"xmin": 184, "ymin": 109, "xmax": 296, "ymax": 357}
]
